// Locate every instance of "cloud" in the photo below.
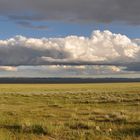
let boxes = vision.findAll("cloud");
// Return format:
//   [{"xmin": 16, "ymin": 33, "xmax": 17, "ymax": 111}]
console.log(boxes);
[
  {"xmin": 17, "ymin": 21, "xmax": 48, "ymax": 30},
  {"xmin": 133, "ymin": 39, "xmax": 140, "ymax": 46},
  {"xmin": 0, "ymin": 0, "xmax": 140, "ymax": 25},
  {"xmin": 0, "ymin": 66, "xmax": 17, "ymax": 71},
  {"xmin": 0, "ymin": 65, "xmax": 126, "ymax": 77},
  {"xmin": 35, "ymin": 65, "xmax": 125, "ymax": 76},
  {"xmin": 0, "ymin": 30, "xmax": 140, "ymax": 72}
]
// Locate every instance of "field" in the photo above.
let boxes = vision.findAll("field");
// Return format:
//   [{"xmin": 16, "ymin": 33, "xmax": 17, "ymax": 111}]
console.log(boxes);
[{"xmin": 0, "ymin": 83, "xmax": 139, "ymax": 140}]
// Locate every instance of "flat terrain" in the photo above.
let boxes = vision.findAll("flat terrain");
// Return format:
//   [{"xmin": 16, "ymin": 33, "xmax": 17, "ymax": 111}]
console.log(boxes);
[{"xmin": 0, "ymin": 83, "xmax": 139, "ymax": 140}]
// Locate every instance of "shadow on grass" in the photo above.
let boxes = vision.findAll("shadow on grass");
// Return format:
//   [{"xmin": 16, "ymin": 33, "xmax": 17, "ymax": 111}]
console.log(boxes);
[
  {"xmin": 66, "ymin": 122, "xmax": 91, "ymax": 130},
  {"xmin": 0, "ymin": 124, "xmax": 47, "ymax": 135},
  {"xmin": 94, "ymin": 118, "xmax": 127, "ymax": 124},
  {"xmin": 113, "ymin": 127, "xmax": 140, "ymax": 137},
  {"xmin": 0, "ymin": 124, "xmax": 21, "ymax": 132},
  {"xmin": 89, "ymin": 116, "xmax": 127, "ymax": 124}
]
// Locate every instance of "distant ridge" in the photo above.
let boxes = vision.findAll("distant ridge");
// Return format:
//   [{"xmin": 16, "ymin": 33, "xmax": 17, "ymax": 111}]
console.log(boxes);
[{"xmin": 0, "ymin": 78, "xmax": 140, "ymax": 83}]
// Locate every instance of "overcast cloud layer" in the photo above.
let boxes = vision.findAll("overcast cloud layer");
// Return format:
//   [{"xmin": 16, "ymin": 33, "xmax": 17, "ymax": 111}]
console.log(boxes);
[
  {"xmin": 0, "ymin": 30, "xmax": 140, "ymax": 72},
  {"xmin": 0, "ymin": 0, "xmax": 140, "ymax": 25}
]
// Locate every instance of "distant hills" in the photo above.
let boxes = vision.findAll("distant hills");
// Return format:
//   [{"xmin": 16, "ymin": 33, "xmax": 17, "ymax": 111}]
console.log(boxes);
[{"xmin": 0, "ymin": 78, "xmax": 140, "ymax": 83}]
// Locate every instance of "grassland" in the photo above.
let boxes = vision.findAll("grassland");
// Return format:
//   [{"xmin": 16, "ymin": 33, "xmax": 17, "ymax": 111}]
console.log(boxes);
[{"xmin": 0, "ymin": 83, "xmax": 139, "ymax": 140}]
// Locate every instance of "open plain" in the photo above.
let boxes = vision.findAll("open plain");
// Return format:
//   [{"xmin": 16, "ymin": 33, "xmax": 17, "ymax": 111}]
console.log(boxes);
[{"xmin": 0, "ymin": 83, "xmax": 139, "ymax": 140}]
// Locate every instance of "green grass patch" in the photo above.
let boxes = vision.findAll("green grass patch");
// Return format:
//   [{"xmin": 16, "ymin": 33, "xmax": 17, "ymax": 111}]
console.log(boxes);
[{"xmin": 0, "ymin": 83, "xmax": 139, "ymax": 140}]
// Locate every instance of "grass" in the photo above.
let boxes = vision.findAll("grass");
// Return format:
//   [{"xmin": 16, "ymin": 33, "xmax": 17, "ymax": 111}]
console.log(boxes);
[{"xmin": 0, "ymin": 83, "xmax": 139, "ymax": 140}]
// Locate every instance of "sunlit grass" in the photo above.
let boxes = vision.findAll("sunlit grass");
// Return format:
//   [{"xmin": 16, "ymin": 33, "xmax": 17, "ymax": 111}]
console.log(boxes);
[{"xmin": 0, "ymin": 83, "xmax": 139, "ymax": 140}]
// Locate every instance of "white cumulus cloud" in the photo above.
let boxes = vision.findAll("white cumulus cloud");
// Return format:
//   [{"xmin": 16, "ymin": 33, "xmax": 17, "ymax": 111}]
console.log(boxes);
[
  {"xmin": 0, "ymin": 30, "xmax": 140, "ymax": 72},
  {"xmin": 0, "ymin": 66, "xmax": 17, "ymax": 71}
]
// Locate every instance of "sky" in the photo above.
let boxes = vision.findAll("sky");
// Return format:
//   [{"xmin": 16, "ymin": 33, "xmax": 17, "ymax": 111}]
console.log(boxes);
[{"xmin": 0, "ymin": 0, "xmax": 140, "ymax": 78}]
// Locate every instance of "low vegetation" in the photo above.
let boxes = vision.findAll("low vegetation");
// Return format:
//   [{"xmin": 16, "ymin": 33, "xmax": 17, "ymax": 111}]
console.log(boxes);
[{"xmin": 0, "ymin": 83, "xmax": 139, "ymax": 140}]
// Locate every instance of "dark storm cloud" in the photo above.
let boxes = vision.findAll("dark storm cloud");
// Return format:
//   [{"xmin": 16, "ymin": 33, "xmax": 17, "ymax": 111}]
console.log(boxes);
[
  {"xmin": 124, "ymin": 62, "xmax": 140, "ymax": 71},
  {"xmin": 0, "ymin": 0, "xmax": 140, "ymax": 25}
]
